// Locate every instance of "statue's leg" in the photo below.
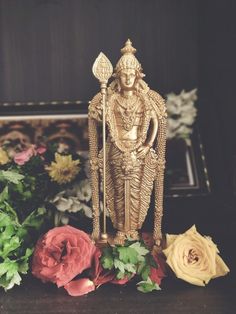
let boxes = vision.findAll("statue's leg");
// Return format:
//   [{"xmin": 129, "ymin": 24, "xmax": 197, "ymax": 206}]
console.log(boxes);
[
  {"xmin": 128, "ymin": 230, "xmax": 140, "ymax": 240},
  {"xmin": 113, "ymin": 231, "xmax": 126, "ymax": 245}
]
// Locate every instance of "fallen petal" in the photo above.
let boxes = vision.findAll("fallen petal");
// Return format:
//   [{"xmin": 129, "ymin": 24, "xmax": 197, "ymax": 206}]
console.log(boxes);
[{"xmin": 64, "ymin": 278, "xmax": 95, "ymax": 297}]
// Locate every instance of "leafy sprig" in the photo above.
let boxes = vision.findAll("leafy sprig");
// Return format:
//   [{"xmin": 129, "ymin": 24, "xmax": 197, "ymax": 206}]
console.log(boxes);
[
  {"xmin": 101, "ymin": 240, "xmax": 161, "ymax": 293},
  {"xmin": 0, "ymin": 169, "xmax": 50, "ymax": 290},
  {"xmin": 0, "ymin": 205, "xmax": 49, "ymax": 290}
]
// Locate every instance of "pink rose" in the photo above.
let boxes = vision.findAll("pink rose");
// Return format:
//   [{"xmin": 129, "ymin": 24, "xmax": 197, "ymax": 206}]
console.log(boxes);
[
  {"xmin": 32, "ymin": 226, "xmax": 96, "ymax": 287},
  {"xmin": 36, "ymin": 146, "xmax": 46, "ymax": 155},
  {"xmin": 14, "ymin": 146, "xmax": 35, "ymax": 165},
  {"xmin": 14, "ymin": 145, "xmax": 46, "ymax": 165}
]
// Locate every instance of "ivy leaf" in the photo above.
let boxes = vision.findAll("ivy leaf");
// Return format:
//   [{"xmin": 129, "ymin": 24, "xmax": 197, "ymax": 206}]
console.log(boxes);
[
  {"xmin": 0, "ymin": 170, "xmax": 24, "ymax": 185},
  {"xmin": 137, "ymin": 277, "xmax": 161, "ymax": 293},
  {"xmin": 117, "ymin": 246, "xmax": 138, "ymax": 264}
]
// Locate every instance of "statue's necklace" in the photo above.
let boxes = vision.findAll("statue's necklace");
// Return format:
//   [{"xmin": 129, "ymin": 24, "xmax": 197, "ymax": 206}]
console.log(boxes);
[{"xmin": 116, "ymin": 95, "xmax": 140, "ymax": 131}]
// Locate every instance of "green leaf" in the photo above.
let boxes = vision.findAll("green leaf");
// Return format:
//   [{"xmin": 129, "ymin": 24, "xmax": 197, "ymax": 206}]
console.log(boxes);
[
  {"xmin": 18, "ymin": 260, "xmax": 29, "ymax": 274},
  {"xmin": 2, "ymin": 201, "xmax": 19, "ymax": 222},
  {"xmin": 0, "ymin": 261, "xmax": 9, "ymax": 277},
  {"xmin": 140, "ymin": 265, "xmax": 150, "ymax": 281},
  {"xmin": 0, "ymin": 211, "xmax": 13, "ymax": 227},
  {"xmin": 0, "ymin": 225, "xmax": 15, "ymax": 241},
  {"xmin": 137, "ymin": 277, "xmax": 161, "ymax": 293},
  {"xmin": 117, "ymin": 246, "xmax": 138, "ymax": 264},
  {"xmin": 0, "ymin": 186, "xmax": 9, "ymax": 203},
  {"xmin": 5, "ymin": 271, "xmax": 22, "ymax": 290},
  {"xmin": 22, "ymin": 207, "xmax": 47, "ymax": 230},
  {"xmin": 146, "ymin": 254, "xmax": 158, "ymax": 269},
  {"xmin": 116, "ymin": 270, "xmax": 125, "ymax": 280},
  {"xmin": 0, "ymin": 170, "xmax": 24, "ymax": 185},
  {"xmin": 129, "ymin": 242, "xmax": 149, "ymax": 258},
  {"xmin": 114, "ymin": 259, "xmax": 125, "ymax": 273},
  {"xmin": 19, "ymin": 248, "xmax": 33, "ymax": 261},
  {"xmin": 0, "ymin": 236, "xmax": 21, "ymax": 259},
  {"xmin": 137, "ymin": 261, "xmax": 145, "ymax": 275},
  {"xmin": 124, "ymin": 263, "xmax": 136, "ymax": 273},
  {"xmin": 0, "ymin": 255, "xmax": 30, "ymax": 290},
  {"xmin": 101, "ymin": 247, "xmax": 114, "ymax": 270},
  {"xmin": 14, "ymin": 181, "xmax": 24, "ymax": 193},
  {"xmin": 5, "ymin": 262, "xmax": 18, "ymax": 281}
]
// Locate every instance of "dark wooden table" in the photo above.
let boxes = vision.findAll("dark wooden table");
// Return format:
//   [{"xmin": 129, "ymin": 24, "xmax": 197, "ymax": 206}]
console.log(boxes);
[{"xmin": 0, "ymin": 273, "xmax": 235, "ymax": 314}]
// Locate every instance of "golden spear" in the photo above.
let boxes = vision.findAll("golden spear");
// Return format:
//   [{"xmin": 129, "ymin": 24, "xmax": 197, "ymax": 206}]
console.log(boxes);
[{"xmin": 92, "ymin": 52, "xmax": 113, "ymax": 242}]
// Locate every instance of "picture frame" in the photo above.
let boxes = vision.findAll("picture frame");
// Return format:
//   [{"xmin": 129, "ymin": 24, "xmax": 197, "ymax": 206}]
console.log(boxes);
[{"xmin": 0, "ymin": 100, "xmax": 210, "ymax": 197}]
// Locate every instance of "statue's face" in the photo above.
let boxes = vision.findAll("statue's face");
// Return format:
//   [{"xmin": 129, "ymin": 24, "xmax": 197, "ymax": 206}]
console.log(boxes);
[{"xmin": 119, "ymin": 69, "xmax": 136, "ymax": 90}]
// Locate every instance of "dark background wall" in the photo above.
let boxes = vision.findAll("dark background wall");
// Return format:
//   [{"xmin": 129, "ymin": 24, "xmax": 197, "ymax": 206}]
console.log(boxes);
[
  {"xmin": 0, "ymin": 0, "xmax": 235, "ymax": 232},
  {"xmin": 0, "ymin": 0, "xmax": 198, "ymax": 101},
  {"xmin": 198, "ymin": 1, "xmax": 236, "ymax": 199}
]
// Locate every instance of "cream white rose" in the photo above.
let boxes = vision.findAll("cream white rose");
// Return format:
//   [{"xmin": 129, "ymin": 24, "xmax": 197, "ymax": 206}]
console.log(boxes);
[{"xmin": 163, "ymin": 225, "xmax": 229, "ymax": 286}]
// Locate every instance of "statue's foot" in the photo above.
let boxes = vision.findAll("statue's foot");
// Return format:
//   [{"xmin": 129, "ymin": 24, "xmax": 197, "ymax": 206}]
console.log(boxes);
[
  {"xmin": 128, "ymin": 230, "xmax": 140, "ymax": 241},
  {"xmin": 113, "ymin": 231, "xmax": 125, "ymax": 245},
  {"xmin": 91, "ymin": 230, "xmax": 100, "ymax": 242},
  {"xmin": 152, "ymin": 238, "xmax": 163, "ymax": 254}
]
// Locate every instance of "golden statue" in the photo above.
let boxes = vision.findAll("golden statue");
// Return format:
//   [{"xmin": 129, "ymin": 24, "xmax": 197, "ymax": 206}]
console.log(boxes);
[{"xmin": 89, "ymin": 39, "xmax": 167, "ymax": 247}]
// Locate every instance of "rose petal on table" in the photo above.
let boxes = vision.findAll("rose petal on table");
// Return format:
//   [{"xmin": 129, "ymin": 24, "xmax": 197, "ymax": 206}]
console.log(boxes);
[{"xmin": 64, "ymin": 278, "xmax": 95, "ymax": 297}]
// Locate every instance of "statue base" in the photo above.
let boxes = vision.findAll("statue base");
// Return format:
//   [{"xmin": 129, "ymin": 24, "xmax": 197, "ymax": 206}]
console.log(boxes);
[{"xmin": 94, "ymin": 232, "xmax": 165, "ymax": 252}]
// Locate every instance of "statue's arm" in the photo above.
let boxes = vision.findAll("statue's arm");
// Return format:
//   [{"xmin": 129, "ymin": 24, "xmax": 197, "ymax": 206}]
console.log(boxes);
[
  {"xmin": 146, "ymin": 110, "xmax": 158, "ymax": 148},
  {"xmin": 137, "ymin": 110, "xmax": 158, "ymax": 159}
]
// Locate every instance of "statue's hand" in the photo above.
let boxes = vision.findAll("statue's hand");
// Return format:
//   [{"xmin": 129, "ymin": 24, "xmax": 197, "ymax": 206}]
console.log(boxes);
[{"xmin": 137, "ymin": 145, "xmax": 150, "ymax": 159}]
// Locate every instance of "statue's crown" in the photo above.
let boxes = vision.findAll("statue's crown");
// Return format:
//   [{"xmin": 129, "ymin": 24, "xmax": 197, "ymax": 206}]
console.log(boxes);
[{"xmin": 115, "ymin": 39, "xmax": 142, "ymax": 74}]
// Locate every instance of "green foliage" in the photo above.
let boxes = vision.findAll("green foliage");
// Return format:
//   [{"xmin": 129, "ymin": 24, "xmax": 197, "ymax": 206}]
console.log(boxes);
[
  {"xmin": 117, "ymin": 246, "xmax": 139, "ymax": 264},
  {"xmin": 0, "ymin": 163, "xmax": 51, "ymax": 223},
  {"xmin": 101, "ymin": 240, "xmax": 161, "ymax": 293},
  {"xmin": 0, "ymin": 201, "xmax": 48, "ymax": 290},
  {"xmin": 101, "ymin": 247, "xmax": 114, "ymax": 270},
  {"xmin": 0, "ymin": 170, "xmax": 24, "ymax": 185},
  {"xmin": 0, "ymin": 248, "xmax": 33, "ymax": 290},
  {"xmin": 137, "ymin": 277, "xmax": 161, "ymax": 293},
  {"xmin": 0, "ymin": 148, "xmax": 82, "ymax": 291}
]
